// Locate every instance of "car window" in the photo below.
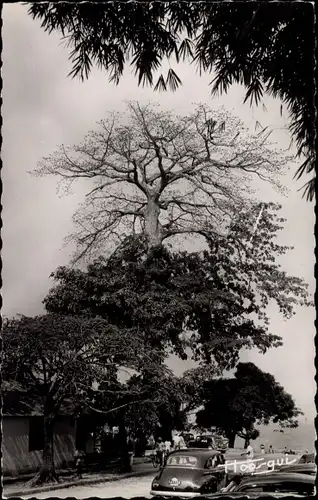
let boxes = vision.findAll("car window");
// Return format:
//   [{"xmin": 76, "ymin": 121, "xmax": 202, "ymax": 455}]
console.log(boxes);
[
  {"xmin": 205, "ymin": 454, "xmax": 225, "ymax": 468},
  {"xmin": 205, "ymin": 457, "xmax": 217, "ymax": 469},
  {"xmin": 299, "ymin": 453, "xmax": 314, "ymax": 464},
  {"xmin": 166, "ymin": 455, "xmax": 198, "ymax": 467},
  {"xmin": 218, "ymin": 454, "xmax": 225, "ymax": 465}
]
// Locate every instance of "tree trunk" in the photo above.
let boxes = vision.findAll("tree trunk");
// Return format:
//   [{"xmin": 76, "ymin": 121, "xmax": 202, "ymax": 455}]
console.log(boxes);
[
  {"xmin": 28, "ymin": 415, "xmax": 59, "ymax": 486},
  {"xmin": 243, "ymin": 422, "xmax": 254, "ymax": 448},
  {"xmin": 145, "ymin": 198, "xmax": 163, "ymax": 249},
  {"xmin": 226, "ymin": 430, "xmax": 236, "ymax": 449},
  {"xmin": 118, "ymin": 422, "xmax": 132, "ymax": 472}
]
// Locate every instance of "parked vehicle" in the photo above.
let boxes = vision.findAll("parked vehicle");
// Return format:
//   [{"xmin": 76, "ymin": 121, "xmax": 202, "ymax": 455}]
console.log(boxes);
[
  {"xmin": 298, "ymin": 452, "xmax": 315, "ymax": 464},
  {"xmin": 201, "ymin": 492, "xmax": 308, "ymax": 498},
  {"xmin": 150, "ymin": 448, "xmax": 226, "ymax": 498},
  {"xmin": 277, "ymin": 462, "xmax": 316, "ymax": 476},
  {"xmin": 182, "ymin": 433, "xmax": 195, "ymax": 445},
  {"xmin": 188, "ymin": 434, "xmax": 228, "ymax": 451},
  {"xmin": 188, "ymin": 440, "xmax": 213, "ymax": 449},
  {"xmin": 214, "ymin": 435, "xmax": 229, "ymax": 449},
  {"xmin": 205, "ymin": 472, "xmax": 315, "ymax": 498}
]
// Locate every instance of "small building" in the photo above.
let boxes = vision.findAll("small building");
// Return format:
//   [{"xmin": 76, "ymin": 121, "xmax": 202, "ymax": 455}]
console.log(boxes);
[{"xmin": 2, "ymin": 382, "xmax": 92, "ymax": 477}]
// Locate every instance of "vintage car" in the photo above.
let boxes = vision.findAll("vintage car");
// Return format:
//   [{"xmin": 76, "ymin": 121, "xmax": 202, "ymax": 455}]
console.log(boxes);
[
  {"xmin": 189, "ymin": 440, "xmax": 214, "ymax": 449},
  {"xmin": 150, "ymin": 448, "xmax": 226, "ymax": 497},
  {"xmin": 201, "ymin": 492, "xmax": 308, "ymax": 498},
  {"xmin": 277, "ymin": 462, "xmax": 316, "ymax": 476},
  {"xmin": 189, "ymin": 434, "xmax": 228, "ymax": 451},
  {"xmin": 205, "ymin": 471, "xmax": 315, "ymax": 498},
  {"xmin": 298, "ymin": 452, "xmax": 315, "ymax": 464},
  {"xmin": 182, "ymin": 433, "xmax": 195, "ymax": 444}
]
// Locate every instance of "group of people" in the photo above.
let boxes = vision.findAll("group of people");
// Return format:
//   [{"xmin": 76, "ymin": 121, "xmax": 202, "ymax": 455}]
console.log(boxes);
[
  {"xmin": 241, "ymin": 443, "xmax": 296, "ymax": 460},
  {"xmin": 260, "ymin": 444, "xmax": 295, "ymax": 455},
  {"xmin": 155, "ymin": 433, "xmax": 187, "ymax": 467}
]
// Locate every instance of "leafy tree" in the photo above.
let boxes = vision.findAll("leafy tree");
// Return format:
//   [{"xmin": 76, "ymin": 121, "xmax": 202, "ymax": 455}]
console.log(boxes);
[
  {"xmin": 75, "ymin": 361, "xmax": 183, "ymax": 467},
  {"xmin": 99, "ymin": 368, "xmax": 186, "ymax": 446},
  {"xmin": 28, "ymin": 2, "xmax": 315, "ymax": 199},
  {"xmin": 43, "ymin": 203, "xmax": 311, "ymax": 370},
  {"xmin": 34, "ymin": 102, "xmax": 291, "ymax": 261},
  {"xmin": 196, "ymin": 362, "xmax": 302, "ymax": 448},
  {"xmin": 2, "ymin": 313, "xmax": 164, "ymax": 484},
  {"xmin": 180, "ymin": 365, "xmax": 219, "ymax": 416}
]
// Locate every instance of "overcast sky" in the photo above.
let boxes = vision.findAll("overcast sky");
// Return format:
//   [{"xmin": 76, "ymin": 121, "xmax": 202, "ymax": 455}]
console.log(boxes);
[{"xmin": 2, "ymin": 5, "xmax": 315, "ymax": 419}]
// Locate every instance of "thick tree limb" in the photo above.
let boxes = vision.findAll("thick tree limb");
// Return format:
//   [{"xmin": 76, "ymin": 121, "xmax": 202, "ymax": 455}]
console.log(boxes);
[{"xmin": 34, "ymin": 102, "xmax": 291, "ymax": 261}]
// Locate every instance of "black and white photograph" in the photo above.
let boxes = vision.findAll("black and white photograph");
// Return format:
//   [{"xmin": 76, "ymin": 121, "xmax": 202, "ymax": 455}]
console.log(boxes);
[{"xmin": 1, "ymin": 2, "xmax": 316, "ymax": 499}]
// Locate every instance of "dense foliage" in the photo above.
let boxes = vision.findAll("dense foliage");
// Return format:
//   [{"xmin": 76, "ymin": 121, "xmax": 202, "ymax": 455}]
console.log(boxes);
[
  {"xmin": 95, "ymin": 369, "xmax": 186, "ymax": 443},
  {"xmin": 3, "ymin": 203, "xmax": 311, "ymax": 481},
  {"xmin": 28, "ymin": 2, "xmax": 316, "ymax": 199},
  {"xmin": 2, "ymin": 313, "xmax": 166, "ymax": 483},
  {"xmin": 196, "ymin": 362, "xmax": 302, "ymax": 448},
  {"xmin": 44, "ymin": 203, "xmax": 310, "ymax": 370}
]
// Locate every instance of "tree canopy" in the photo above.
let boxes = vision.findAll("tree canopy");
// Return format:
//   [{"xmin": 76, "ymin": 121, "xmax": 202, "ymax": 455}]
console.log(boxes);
[
  {"xmin": 34, "ymin": 102, "xmax": 292, "ymax": 261},
  {"xmin": 96, "ymin": 367, "xmax": 186, "ymax": 443},
  {"xmin": 2, "ymin": 313, "xmax": 167, "ymax": 483},
  {"xmin": 43, "ymin": 203, "xmax": 311, "ymax": 370},
  {"xmin": 28, "ymin": 2, "xmax": 315, "ymax": 199},
  {"xmin": 196, "ymin": 362, "xmax": 302, "ymax": 448},
  {"xmin": 2, "ymin": 313, "xmax": 162, "ymax": 407}
]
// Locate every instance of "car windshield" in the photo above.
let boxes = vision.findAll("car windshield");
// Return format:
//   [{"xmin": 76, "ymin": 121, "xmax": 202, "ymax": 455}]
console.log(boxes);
[
  {"xmin": 299, "ymin": 454, "xmax": 314, "ymax": 463},
  {"xmin": 166, "ymin": 455, "xmax": 198, "ymax": 467}
]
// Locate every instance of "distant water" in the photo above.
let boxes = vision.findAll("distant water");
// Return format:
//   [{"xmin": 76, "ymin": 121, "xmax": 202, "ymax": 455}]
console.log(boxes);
[{"xmin": 235, "ymin": 420, "xmax": 316, "ymax": 454}]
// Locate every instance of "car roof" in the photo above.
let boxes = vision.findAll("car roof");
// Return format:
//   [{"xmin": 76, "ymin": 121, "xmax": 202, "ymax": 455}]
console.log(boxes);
[
  {"xmin": 239, "ymin": 472, "xmax": 315, "ymax": 486},
  {"xmin": 204, "ymin": 492, "xmax": 305, "ymax": 498},
  {"xmin": 280, "ymin": 462, "xmax": 316, "ymax": 470}
]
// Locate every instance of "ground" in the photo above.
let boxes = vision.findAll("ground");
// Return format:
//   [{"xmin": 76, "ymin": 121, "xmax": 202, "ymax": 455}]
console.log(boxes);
[{"xmin": 22, "ymin": 473, "xmax": 154, "ymax": 499}]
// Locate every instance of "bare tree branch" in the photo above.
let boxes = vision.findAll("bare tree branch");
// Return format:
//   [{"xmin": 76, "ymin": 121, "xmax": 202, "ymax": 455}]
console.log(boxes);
[{"xmin": 34, "ymin": 102, "xmax": 291, "ymax": 262}]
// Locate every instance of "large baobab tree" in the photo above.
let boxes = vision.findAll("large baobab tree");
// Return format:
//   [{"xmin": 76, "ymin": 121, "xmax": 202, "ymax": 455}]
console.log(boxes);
[{"xmin": 35, "ymin": 102, "xmax": 291, "ymax": 261}]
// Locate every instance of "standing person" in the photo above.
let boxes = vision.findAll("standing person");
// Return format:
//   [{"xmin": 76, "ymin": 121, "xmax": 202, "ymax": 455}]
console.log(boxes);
[
  {"xmin": 149, "ymin": 435, "xmax": 155, "ymax": 450},
  {"xmin": 173, "ymin": 433, "xmax": 181, "ymax": 450},
  {"xmin": 246, "ymin": 444, "xmax": 254, "ymax": 460},
  {"xmin": 179, "ymin": 434, "xmax": 187, "ymax": 449},
  {"xmin": 207, "ymin": 437, "xmax": 215, "ymax": 450},
  {"xmin": 163, "ymin": 439, "xmax": 172, "ymax": 465},
  {"xmin": 260, "ymin": 443, "xmax": 265, "ymax": 454},
  {"xmin": 74, "ymin": 449, "xmax": 85, "ymax": 478},
  {"xmin": 165, "ymin": 439, "xmax": 172, "ymax": 454},
  {"xmin": 155, "ymin": 437, "xmax": 165, "ymax": 467},
  {"xmin": 241, "ymin": 443, "xmax": 254, "ymax": 460},
  {"xmin": 127, "ymin": 437, "xmax": 135, "ymax": 468},
  {"xmin": 284, "ymin": 446, "xmax": 288, "ymax": 455},
  {"xmin": 269, "ymin": 444, "xmax": 274, "ymax": 453}
]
